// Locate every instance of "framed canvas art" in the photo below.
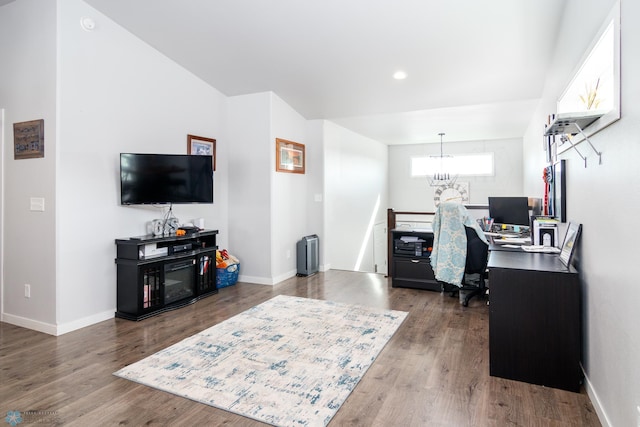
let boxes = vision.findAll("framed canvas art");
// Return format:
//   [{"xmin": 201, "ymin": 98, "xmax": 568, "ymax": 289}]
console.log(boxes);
[
  {"xmin": 276, "ymin": 138, "xmax": 305, "ymax": 174},
  {"xmin": 14, "ymin": 119, "xmax": 44, "ymax": 159},
  {"xmin": 187, "ymin": 134, "xmax": 216, "ymax": 171}
]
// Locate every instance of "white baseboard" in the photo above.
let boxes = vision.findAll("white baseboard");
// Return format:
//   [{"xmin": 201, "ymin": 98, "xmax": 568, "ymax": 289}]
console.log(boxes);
[
  {"xmin": 56, "ymin": 310, "xmax": 115, "ymax": 335},
  {"xmin": 272, "ymin": 270, "xmax": 297, "ymax": 285},
  {"xmin": 2, "ymin": 310, "xmax": 114, "ymax": 336},
  {"xmin": 1, "ymin": 313, "xmax": 58, "ymax": 335},
  {"xmin": 237, "ymin": 274, "xmax": 275, "ymax": 285},
  {"xmin": 239, "ymin": 267, "xmax": 327, "ymax": 286},
  {"xmin": 583, "ymin": 370, "xmax": 611, "ymax": 427}
]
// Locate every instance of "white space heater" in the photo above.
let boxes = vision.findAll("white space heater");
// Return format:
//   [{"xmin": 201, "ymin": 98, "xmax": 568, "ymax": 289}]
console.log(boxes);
[{"xmin": 296, "ymin": 234, "xmax": 319, "ymax": 276}]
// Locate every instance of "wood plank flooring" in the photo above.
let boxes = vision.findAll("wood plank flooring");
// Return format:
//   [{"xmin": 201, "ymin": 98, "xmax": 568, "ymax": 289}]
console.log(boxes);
[{"xmin": 0, "ymin": 270, "xmax": 601, "ymax": 426}]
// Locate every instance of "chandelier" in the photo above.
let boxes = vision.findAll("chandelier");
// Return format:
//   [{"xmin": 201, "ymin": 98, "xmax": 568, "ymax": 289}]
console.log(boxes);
[{"xmin": 427, "ymin": 133, "xmax": 457, "ymax": 187}]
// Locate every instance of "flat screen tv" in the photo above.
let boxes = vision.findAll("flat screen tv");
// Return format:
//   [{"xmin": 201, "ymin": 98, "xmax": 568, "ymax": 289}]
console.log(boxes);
[
  {"xmin": 120, "ymin": 153, "xmax": 213, "ymax": 205},
  {"xmin": 488, "ymin": 196, "xmax": 530, "ymax": 226}
]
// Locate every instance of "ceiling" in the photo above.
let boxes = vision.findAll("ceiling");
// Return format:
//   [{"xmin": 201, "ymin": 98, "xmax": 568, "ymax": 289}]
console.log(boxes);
[{"xmin": 83, "ymin": 1, "xmax": 565, "ymax": 144}]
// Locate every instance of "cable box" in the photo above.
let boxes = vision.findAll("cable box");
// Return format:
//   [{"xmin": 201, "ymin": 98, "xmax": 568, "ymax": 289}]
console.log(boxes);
[
  {"xmin": 139, "ymin": 244, "xmax": 168, "ymax": 259},
  {"xmin": 170, "ymin": 243, "xmax": 193, "ymax": 254}
]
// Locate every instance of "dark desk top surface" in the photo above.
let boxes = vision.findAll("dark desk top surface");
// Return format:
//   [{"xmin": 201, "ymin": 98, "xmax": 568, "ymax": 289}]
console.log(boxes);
[{"xmin": 488, "ymin": 250, "xmax": 577, "ymax": 274}]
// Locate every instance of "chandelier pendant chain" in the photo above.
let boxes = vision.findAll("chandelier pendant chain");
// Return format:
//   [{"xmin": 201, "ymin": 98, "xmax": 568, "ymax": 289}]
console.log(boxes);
[{"xmin": 428, "ymin": 132, "xmax": 457, "ymax": 187}]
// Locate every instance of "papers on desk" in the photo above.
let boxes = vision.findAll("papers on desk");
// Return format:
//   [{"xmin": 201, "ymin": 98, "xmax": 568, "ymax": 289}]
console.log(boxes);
[
  {"xmin": 486, "ymin": 232, "xmax": 525, "ymax": 238},
  {"xmin": 493, "ymin": 237, "xmax": 531, "ymax": 245},
  {"xmin": 521, "ymin": 245, "xmax": 561, "ymax": 253},
  {"xmin": 399, "ymin": 236, "xmax": 421, "ymax": 243}
]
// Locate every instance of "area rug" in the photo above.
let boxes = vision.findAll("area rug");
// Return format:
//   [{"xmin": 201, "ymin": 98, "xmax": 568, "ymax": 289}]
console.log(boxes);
[{"xmin": 113, "ymin": 295, "xmax": 407, "ymax": 426}]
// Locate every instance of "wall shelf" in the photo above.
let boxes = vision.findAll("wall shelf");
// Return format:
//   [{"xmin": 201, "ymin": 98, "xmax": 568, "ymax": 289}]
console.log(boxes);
[
  {"xmin": 544, "ymin": 112, "xmax": 603, "ymax": 136},
  {"xmin": 544, "ymin": 112, "xmax": 604, "ymax": 167}
]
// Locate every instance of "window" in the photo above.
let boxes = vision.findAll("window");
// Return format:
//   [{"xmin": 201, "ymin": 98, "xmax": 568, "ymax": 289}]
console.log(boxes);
[{"xmin": 411, "ymin": 153, "xmax": 494, "ymax": 177}]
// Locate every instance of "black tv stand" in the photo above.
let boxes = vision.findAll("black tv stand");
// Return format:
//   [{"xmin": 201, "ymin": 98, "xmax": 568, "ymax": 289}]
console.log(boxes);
[{"xmin": 115, "ymin": 230, "xmax": 219, "ymax": 321}]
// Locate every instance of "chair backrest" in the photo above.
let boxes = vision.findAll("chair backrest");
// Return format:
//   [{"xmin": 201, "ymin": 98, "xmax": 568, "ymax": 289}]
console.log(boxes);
[
  {"xmin": 464, "ymin": 226, "xmax": 489, "ymax": 274},
  {"xmin": 431, "ymin": 202, "xmax": 489, "ymax": 286}
]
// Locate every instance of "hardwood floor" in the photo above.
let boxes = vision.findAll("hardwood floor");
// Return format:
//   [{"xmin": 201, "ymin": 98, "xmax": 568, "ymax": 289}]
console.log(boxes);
[{"xmin": 0, "ymin": 270, "xmax": 601, "ymax": 426}]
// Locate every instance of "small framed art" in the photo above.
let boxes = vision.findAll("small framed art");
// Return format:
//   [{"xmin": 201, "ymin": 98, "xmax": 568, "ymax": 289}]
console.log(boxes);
[
  {"xmin": 187, "ymin": 134, "xmax": 216, "ymax": 171},
  {"xmin": 14, "ymin": 119, "xmax": 44, "ymax": 159},
  {"xmin": 559, "ymin": 222, "xmax": 582, "ymax": 267},
  {"xmin": 276, "ymin": 138, "xmax": 305, "ymax": 174}
]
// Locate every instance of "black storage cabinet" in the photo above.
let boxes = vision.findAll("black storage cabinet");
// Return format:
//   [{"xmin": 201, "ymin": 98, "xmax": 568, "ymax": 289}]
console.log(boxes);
[
  {"xmin": 390, "ymin": 229, "xmax": 440, "ymax": 291},
  {"xmin": 115, "ymin": 230, "xmax": 218, "ymax": 320}
]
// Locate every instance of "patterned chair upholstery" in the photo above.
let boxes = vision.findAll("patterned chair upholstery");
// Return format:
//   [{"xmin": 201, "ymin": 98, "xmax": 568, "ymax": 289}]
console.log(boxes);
[{"xmin": 430, "ymin": 202, "xmax": 489, "ymax": 306}]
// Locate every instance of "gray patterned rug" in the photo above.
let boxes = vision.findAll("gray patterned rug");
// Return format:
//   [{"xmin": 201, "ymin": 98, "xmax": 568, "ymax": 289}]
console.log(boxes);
[{"xmin": 114, "ymin": 295, "xmax": 407, "ymax": 426}]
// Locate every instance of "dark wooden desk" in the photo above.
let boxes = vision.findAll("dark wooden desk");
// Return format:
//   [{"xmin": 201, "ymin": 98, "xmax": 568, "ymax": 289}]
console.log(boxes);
[{"xmin": 488, "ymin": 250, "xmax": 582, "ymax": 392}]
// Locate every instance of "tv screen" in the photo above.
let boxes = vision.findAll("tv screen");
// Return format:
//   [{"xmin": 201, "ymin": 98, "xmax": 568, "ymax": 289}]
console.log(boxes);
[
  {"xmin": 488, "ymin": 196, "xmax": 530, "ymax": 226},
  {"xmin": 120, "ymin": 153, "xmax": 213, "ymax": 205}
]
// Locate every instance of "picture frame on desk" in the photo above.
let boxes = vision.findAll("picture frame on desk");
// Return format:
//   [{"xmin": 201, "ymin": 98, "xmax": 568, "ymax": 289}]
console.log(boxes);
[{"xmin": 559, "ymin": 222, "xmax": 581, "ymax": 267}]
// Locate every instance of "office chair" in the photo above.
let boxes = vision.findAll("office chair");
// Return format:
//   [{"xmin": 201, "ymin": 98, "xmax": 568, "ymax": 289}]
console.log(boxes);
[{"xmin": 430, "ymin": 202, "xmax": 489, "ymax": 307}]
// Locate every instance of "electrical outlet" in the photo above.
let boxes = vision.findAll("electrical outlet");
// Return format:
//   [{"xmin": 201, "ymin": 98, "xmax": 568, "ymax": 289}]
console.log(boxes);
[
  {"xmin": 24, "ymin": 284, "xmax": 31, "ymax": 298},
  {"xmin": 286, "ymin": 250, "xmax": 291, "ymax": 259},
  {"xmin": 636, "ymin": 405, "xmax": 640, "ymax": 427}
]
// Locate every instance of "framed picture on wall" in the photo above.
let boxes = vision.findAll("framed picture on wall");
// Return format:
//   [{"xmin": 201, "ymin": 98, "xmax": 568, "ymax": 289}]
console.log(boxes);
[
  {"xmin": 14, "ymin": 119, "xmax": 44, "ymax": 159},
  {"xmin": 276, "ymin": 138, "xmax": 305, "ymax": 174},
  {"xmin": 187, "ymin": 134, "xmax": 216, "ymax": 171}
]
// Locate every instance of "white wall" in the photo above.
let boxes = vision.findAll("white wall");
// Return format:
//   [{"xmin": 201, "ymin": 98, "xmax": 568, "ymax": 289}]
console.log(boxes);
[
  {"xmin": 1, "ymin": 0, "xmax": 229, "ymax": 334},
  {"xmin": 0, "ymin": 0, "xmax": 58, "ymax": 330},
  {"xmin": 219, "ymin": 95, "xmax": 391, "ymax": 282},
  {"xmin": 55, "ymin": 0, "xmax": 229, "ymax": 332},
  {"xmin": 304, "ymin": 120, "xmax": 326, "ymax": 270},
  {"xmin": 270, "ymin": 94, "xmax": 311, "ymax": 282},
  {"xmin": 389, "ymin": 138, "xmax": 524, "ymax": 211},
  {"xmin": 227, "ymin": 92, "xmax": 273, "ymax": 284},
  {"xmin": 522, "ymin": 1, "xmax": 640, "ymax": 426},
  {"xmin": 324, "ymin": 122, "xmax": 388, "ymax": 272}
]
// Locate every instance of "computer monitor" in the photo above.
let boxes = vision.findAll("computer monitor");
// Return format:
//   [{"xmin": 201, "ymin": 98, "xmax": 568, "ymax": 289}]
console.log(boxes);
[{"xmin": 488, "ymin": 196, "xmax": 530, "ymax": 226}]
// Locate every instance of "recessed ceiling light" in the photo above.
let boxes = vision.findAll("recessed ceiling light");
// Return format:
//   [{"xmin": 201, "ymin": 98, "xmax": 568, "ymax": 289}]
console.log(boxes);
[{"xmin": 393, "ymin": 71, "xmax": 407, "ymax": 80}]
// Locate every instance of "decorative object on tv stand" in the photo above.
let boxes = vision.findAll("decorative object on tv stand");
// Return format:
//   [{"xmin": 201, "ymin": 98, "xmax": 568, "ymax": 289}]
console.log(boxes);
[
  {"xmin": 13, "ymin": 119, "xmax": 45, "ymax": 159},
  {"xmin": 428, "ymin": 133, "xmax": 456, "ymax": 187},
  {"xmin": 187, "ymin": 134, "xmax": 216, "ymax": 171},
  {"xmin": 148, "ymin": 217, "xmax": 180, "ymax": 237},
  {"xmin": 276, "ymin": 138, "xmax": 305, "ymax": 174},
  {"xmin": 193, "ymin": 218, "xmax": 205, "ymax": 229}
]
